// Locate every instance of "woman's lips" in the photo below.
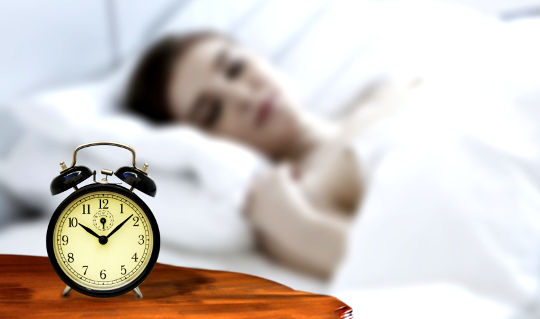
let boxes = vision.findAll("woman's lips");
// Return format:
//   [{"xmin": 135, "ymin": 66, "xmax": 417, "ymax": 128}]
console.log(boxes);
[{"xmin": 254, "ymin": 93, "xmax": 275, "ymax": 127}]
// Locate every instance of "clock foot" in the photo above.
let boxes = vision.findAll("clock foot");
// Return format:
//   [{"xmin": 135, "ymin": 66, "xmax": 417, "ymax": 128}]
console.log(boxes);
[
  {"xmin": 62, "ymin": 285, "xmax": 72, "ymax": 297},
  {"xmin": 133, "ymin": 287, "xmax": 143, "ymax": 299}
]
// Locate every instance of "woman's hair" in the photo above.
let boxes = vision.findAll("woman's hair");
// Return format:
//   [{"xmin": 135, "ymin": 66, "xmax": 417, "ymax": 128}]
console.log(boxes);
[{"xmin": 123, "ymin": 30, "xmax": 221, "ymax": 123}]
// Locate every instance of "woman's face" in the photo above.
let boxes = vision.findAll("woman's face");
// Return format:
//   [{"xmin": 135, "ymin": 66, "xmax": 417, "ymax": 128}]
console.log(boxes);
[{"xmin": 167, "ymin": 37, "xmax": 301, "ymax": 157}]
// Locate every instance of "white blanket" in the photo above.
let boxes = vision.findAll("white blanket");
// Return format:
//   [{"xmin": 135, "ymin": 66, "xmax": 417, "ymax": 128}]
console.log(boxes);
[{"xmin": 332, "ymin": 78, "xmax": 540, "ymax": 315}]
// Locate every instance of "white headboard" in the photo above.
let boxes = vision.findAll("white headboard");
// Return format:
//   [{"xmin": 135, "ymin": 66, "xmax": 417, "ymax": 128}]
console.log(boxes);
[
  {"xmin": 0, "ymin": 0, "xmax": 180, "ymax": 104},
  {"xmin": 0, "ymin": 1, "xmax": 111, "ymax": 103}
]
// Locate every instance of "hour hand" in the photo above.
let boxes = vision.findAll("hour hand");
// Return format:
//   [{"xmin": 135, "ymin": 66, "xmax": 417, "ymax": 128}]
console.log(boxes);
[{"xmin": 79, "ymin": 223, "xmax": 100, "ymax": 239}]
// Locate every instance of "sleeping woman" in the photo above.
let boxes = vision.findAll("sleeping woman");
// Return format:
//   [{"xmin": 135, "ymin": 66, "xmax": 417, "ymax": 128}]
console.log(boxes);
[{"xmin": 123, "ymin": 30, "xmax": 540, "ymax": 300}]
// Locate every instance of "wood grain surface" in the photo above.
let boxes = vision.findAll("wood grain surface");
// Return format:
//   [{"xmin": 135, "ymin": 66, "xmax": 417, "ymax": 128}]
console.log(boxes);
[{"xmin": 0, "ymin": 254, "xmax": 352, "ymax": 318}]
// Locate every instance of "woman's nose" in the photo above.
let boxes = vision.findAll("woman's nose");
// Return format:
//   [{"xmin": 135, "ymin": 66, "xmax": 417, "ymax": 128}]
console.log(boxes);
[{"xmin": 247, "ymin": 72, "xmax": 263, "ymax": 91}]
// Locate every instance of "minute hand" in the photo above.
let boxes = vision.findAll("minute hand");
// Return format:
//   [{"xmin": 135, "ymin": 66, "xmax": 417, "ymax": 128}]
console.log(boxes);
[{"xmin": 106, "ymin": 214, "xmax": 134, "ymax": 239}]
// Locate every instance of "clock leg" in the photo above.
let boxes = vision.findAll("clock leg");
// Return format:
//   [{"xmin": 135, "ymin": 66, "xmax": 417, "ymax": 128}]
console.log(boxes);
[
  {"xmin": 62, "ymin": 285, "xmax": 72, "ymax": 297},
  {"xmin": 133, "ymin": 286, "xmax": 143, "ymax": 299}
]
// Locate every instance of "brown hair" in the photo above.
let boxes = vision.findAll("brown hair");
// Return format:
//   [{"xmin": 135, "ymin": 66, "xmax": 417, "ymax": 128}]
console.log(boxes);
[{"xmin": 123, "ymin": 31, "xmax": 221, "ymax": 123}]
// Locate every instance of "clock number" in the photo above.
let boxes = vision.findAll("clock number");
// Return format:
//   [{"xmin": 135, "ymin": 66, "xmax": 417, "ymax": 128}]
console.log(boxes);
[
  {"xmin": 67, "ymin": 253, "xmax": 74, "ymax": 263},
  {"xmin": 138, "ymin": 235, "xmax": 145, "ymax": 245},
  {"xmin": 82, "ymin": 265, "xmax": 88, "ymax": 275},
  {"xmin": 133, "ymin": 216, "xmax": 140, "ymax": 227},
  {"xmin": 120, "ymin": 204, "xmax": 124, "ymax": 214},
  {"xmin": 120, "ymin": 265, "xmax": 126, "ymax": 275},
  {"xmin": 100, "ymin": 269, "xmax": 107, "ymax": 280},
  {"xmin": 61, "ymin": 235, "xmax": 69, "ymax": 245},
  {"xmin": 82, "ymin": 204, "xmax": 90, "ymax": 214},
  {"xmin": 68, "ymin": 217, "xmax": 78, "ymax": 227},
  {"xmin": 99, "ymin": 199, "xmax": 109, "ymax": 209},
  {"xmin": 132, "ymin": 253, "xmax": 138, "ymax": 262}
]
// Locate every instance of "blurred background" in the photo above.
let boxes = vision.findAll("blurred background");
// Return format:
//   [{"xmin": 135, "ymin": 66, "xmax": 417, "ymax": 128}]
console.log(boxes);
[{"xmin": 1, "ymin": 0, "xmax": 540, "ymax": 317}]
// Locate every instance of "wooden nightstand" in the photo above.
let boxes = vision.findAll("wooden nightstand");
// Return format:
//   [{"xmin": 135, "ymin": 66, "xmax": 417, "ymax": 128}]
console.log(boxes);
[{"xmin": 0, "ymin": 254, "xmax": 351, "ymax": 318}]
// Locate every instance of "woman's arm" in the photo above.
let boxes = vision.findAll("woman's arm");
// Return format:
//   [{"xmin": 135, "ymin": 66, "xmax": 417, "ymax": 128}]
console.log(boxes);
[{"xmin": 245, "ymin": 165, "xmax": 351, "ymax": 278}]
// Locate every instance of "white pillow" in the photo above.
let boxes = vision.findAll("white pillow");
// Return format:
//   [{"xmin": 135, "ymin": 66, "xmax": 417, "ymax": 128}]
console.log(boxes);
[{"xmin": 0, "ymin": 79, "xmax": 267, "ymax": 252}]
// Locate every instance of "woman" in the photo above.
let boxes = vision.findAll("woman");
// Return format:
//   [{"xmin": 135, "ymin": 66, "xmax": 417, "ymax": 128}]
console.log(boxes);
[
  {"xmin": 124, "ymin": 31, "xmax": 413, "ymax": 277},
  {"xmin": 124, "ymin": 31, "xmax": 540, "ymax": 303}
]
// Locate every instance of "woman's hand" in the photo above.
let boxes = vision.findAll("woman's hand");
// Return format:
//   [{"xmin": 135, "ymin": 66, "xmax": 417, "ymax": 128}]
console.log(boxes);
[
  {"xmin": 244, "ymin": 164, "xmax": 347, "ymax": 277},
  {"xmin": 245, "ymin": 164, "xmax": 307, "ymax": 231}
]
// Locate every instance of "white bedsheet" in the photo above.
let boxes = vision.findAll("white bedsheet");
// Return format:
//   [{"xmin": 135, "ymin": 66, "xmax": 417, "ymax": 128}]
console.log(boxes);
[{"xmin": 336, "ymin": 284, "xmax": 515, "ymax": 319}]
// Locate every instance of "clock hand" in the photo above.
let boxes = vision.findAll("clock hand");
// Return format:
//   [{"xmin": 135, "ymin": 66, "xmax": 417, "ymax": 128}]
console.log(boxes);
[
  {"xmin": 106, "ymin": 214, "xmax": 133, "ymax": 239},
  {"xmin": 79, "ymin": 223, "xmax": 100, "ymax": 239}
]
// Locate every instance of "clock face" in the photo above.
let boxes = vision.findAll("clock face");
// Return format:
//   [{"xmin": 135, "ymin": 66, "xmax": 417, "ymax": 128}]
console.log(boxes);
[{"xmin": 47, "ymin": 184, "xmax": 160, "ymax": 297}]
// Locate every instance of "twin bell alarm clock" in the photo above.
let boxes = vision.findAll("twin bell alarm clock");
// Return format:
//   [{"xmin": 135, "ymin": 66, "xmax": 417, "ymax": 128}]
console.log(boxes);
[{"xmin": 46, "ymin": 142, "xmax": 160, "ymax": 298}]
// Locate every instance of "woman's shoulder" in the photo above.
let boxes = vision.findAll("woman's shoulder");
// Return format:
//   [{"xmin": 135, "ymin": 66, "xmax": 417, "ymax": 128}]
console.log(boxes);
[
  {"xmin": 296, "ymin": 138, "xmax": 362, "ymax": 215},
  {"xmin": 294, "ymin": 77, "xmax": 423, "ymax": 216}
]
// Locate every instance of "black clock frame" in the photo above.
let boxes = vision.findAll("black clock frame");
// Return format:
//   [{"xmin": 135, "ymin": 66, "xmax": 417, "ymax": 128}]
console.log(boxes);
[{"xmin": 46, "ymin": 183, "xmax": 161, "ymax": 298}]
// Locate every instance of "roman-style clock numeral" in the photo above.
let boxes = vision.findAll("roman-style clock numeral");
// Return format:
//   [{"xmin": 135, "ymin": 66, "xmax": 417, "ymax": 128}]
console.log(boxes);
[
  {"xmin": 133, "ymin": 216, "xmax": 140, "ymax": 227},
  {"xmin": 99, "ymin": 199, "xmax": 109, "ymax": 209},
  {"xmin": 82, "ymin": 265, "xmax": 88, "ymax": 275},
  {"xmin": 132, "ymin": 253, "xmax": 138, "ymax": 262},
  {"xmin": 61, "ymin": 235, "xmax": 69, "ymax": 245},
  {"xmin": 82, "ymin": 204, "xmax": 90, "ymax": 214},
  {"xmin": 68, "ymin": 217, "xmax": 78, "ymax": 227}
]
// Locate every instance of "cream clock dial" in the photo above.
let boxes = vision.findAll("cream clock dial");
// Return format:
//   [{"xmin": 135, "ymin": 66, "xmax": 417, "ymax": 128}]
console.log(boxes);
[{"xmin": 47, "ymin": 184, "xmax": 160, "ymax": 297}]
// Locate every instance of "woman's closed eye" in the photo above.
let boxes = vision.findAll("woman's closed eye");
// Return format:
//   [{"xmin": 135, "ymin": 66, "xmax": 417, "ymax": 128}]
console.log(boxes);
[{"xmin": 225, "ymin": 59, "xmax": 245, "ymax": 79}]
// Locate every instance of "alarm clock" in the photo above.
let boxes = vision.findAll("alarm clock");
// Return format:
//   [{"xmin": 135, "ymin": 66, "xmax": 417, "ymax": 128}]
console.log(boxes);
[{"xmin": 46, "ymin": 142, "xmax": 160, "ymax": 298}]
